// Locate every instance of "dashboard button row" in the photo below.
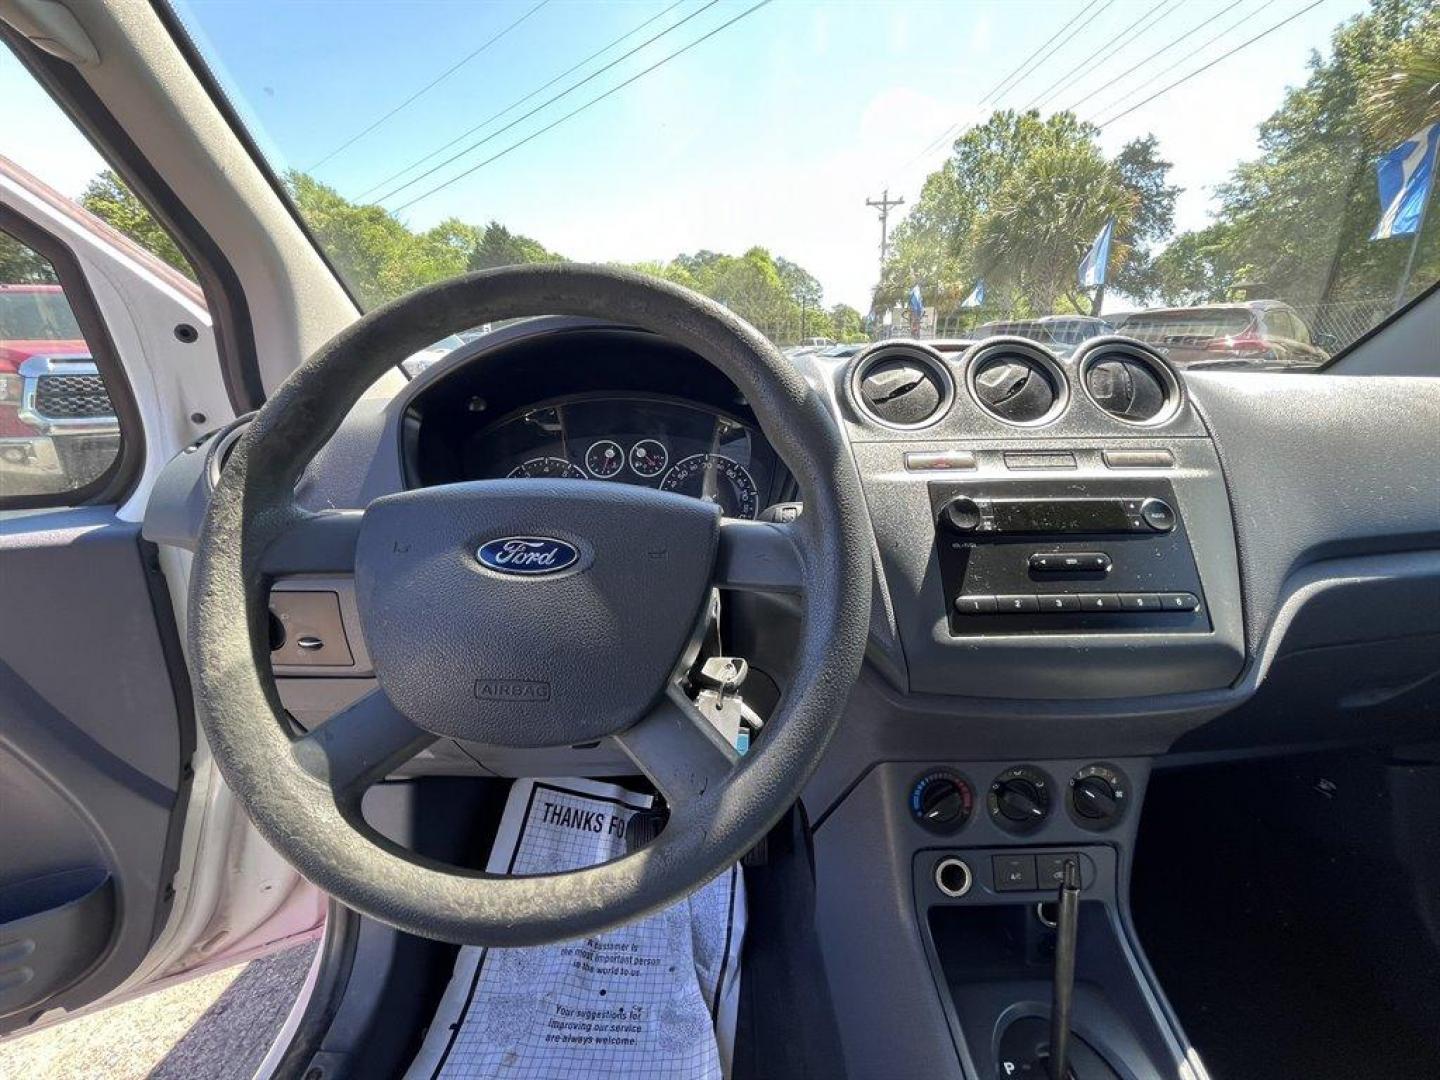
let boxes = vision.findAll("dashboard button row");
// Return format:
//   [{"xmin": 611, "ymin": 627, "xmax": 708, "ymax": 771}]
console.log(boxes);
[{"xmin": 956, "ymin": 591, "xmax": 1199, "ymax": 615}]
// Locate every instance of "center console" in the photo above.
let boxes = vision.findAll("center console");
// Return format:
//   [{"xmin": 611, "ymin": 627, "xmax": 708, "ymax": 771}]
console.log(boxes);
[{"xmin": 814, "ymin": 759, "xmax": 1193, "ymax": 1080}]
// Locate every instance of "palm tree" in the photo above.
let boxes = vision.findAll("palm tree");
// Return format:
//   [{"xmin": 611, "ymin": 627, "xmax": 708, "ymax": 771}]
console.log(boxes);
[{"xmin": 1361, "ymin": 20, "xmax": 1440, "ymax": 149}]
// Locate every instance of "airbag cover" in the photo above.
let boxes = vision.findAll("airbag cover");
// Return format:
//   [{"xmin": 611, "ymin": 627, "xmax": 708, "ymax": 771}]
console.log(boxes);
[{"xmin": 353, "ymin": 479, "xmax": 719, "ymax": 746}]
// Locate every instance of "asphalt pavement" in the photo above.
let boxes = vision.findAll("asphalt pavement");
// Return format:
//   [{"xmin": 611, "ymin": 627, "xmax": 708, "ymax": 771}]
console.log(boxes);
[{"xmin": 0, "ymin": 942, "xmax": 316, "ymax": 1080}]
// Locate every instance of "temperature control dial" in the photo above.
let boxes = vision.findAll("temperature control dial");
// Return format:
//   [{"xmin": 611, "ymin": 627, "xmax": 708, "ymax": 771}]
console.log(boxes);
[
  {"xmin": 987, "ymin": 765, "xmax": 1053, "ymax": 833},
  {"xmin": 909, "ymin": 770, "xmax": 975, "ymax": 834},
  {"xmin": 1067, "ymin": 763, "xmax": 1130, "ymax": 830}
]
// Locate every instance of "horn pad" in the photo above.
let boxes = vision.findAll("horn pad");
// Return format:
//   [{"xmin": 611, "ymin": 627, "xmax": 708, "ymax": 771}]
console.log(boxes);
[{"xmin": 353, "ymin": 479, "xmax": 719, "ymax": 746}]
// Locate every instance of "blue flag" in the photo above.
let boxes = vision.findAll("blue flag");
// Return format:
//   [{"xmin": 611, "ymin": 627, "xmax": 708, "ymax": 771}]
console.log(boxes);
[
  {"xmin": 907, "ymin": 284, "xmax": 924, "ymax": 314},
  {"xmin": 1371, "ymin": 123, "xmax": 1440, "ymax": 240},
  {"xmin": 1078, "ymin": 217, "xmax": 1115, "ymax": 289},
  {"xmin": 961, "ymin": 280, "xmax": 986, "ymax": 308}
]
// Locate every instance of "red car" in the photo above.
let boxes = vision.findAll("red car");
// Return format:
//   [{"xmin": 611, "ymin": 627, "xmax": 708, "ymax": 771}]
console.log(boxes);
[{"xmin": 0, "ymin": 282, "xmax": 118, "ymax": 490}]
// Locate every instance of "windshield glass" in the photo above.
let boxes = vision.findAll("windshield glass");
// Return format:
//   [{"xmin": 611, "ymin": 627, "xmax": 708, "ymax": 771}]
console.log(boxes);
[{"xmin": 161, "ymin": 0, "xmax": 1437, "ymax": 372}]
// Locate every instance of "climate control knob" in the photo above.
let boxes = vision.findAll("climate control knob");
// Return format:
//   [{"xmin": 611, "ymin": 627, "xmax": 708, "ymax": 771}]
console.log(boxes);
[
  {"xmin": 1067, "ymin": 763, "xmax": 1130, "ymax": 830},
  {"xmin": 987, "ymin": 765, "xmax": 1053, "ymax": 833},
  {"xmin": 909, "ymin": 770, "xmax": 975, "ymax": 834}
]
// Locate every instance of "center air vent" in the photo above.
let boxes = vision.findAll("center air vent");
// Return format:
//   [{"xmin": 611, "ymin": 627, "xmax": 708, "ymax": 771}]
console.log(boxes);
[
  {"xmin": 850, "ymin": 346, "xmax": 952, "ymax": 428},
  {"xmin": 1078, "ymin": 343, "xmax": 1180, "ymax": 425},
  {"xmin": 967, "ymin": 344, "xmax": 1066, "ymax": 425}
]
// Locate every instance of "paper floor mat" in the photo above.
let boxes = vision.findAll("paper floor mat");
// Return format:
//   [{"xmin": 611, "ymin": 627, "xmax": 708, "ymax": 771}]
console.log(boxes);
[{"xmin": 405, "ymin": 777, "xmax": 745, "ymax": 1079}]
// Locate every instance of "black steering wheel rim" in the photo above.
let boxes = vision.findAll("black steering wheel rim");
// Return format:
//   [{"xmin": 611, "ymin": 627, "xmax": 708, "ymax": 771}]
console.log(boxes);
[{"xmin": 187, "ymin": 264, "xmax": 871, "ymax": 946}]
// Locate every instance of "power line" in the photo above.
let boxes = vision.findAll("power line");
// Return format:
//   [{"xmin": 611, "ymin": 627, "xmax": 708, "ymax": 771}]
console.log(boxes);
[
  {"xmin": 391, "ymin": 0, "xmax": 774, "ymax": 214},
  {"xmin": 306, "ymin": 0, "xmax": 550, "ymax": 172},
  {"xmin": 373, "ymin": 0, "xmax": 720, "ymax": 206},
  {"xmin": 897, "ymin": 0, "xmax": 1109, "ymax": 178},
  {"xmin": 1024, "ymin": 0, "xmax": 1181, "ymax": 112},
  {"xmin": 1095, "ymin": 0, "xmax": 1323, "ymax": 128},
  {"xmin": 1085, "ymin": 0, "xmax": 1276, "ymax": 121},
  {"xmin": 1057, "ymin": 0, "xmax": 1249, "ymax": 117},
  {"xmin": 989, "ymin": 0, "xmax": 1118, "ymax": 106},
  {"xmin": 981, "ymin": 0, "xmax": 1105, "ymax": 105},
  {"xmin": 355, "ymin": 0, "xmax": 690, "ymax": 202}
]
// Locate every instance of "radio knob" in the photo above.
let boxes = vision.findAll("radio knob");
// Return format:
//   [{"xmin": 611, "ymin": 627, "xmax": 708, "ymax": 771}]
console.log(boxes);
[
  {"xmin": 1140, "ymin": 498, "xmax": 1176, "ymax": 532},
  {"xmin": 940, "ymin": 496, "xmax": 983, "ymax": 532}
]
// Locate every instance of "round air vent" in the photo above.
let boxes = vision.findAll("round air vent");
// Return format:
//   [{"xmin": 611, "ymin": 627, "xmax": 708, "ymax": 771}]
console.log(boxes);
[
  {"xmin": 1078, "ymin": 342, "xmax": 1180, "ymax": 425},
  {"xmin": 967, "ymin": 343, "xmax": 1066, "ymax": 425},
  {"xmin": 849, "ymin": 346, "xmax": 952, "ymax": 429}
]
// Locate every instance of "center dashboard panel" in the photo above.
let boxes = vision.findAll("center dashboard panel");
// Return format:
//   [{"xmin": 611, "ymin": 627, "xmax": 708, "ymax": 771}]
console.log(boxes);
[{"xmin": 823, "ymin": 336, "xmax": 1246, "ymax": 700}]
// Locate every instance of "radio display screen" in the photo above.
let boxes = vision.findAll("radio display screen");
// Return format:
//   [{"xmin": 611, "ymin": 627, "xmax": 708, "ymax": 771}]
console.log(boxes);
[{"xmin": 991, "ymin": 499, "xmax": 1134, "ymax": 534}]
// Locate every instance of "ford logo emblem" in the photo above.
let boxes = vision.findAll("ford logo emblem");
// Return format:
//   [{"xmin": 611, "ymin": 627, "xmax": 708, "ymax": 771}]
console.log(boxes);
[{"xmin": 476, "ymin": 536, "xmax": 579, "ymax": 576}]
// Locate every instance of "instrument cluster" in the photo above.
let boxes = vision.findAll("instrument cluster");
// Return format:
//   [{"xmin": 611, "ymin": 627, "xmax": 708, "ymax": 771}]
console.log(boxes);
[{"xmin": 464, "ymin": 394, "xmax": 783, "ymax": 520}]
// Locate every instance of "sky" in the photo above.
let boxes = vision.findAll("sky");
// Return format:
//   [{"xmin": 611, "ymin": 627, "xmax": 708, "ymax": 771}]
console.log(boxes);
[{"xmin": 1, "ymin": 0, "xmax": 1371, "ymax": 312}]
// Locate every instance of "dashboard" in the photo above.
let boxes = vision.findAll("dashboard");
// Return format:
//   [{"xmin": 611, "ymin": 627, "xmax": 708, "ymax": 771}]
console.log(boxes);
[{"xmin": 142, "ymin": 315, "xmax": 1440, "ymax": 765}]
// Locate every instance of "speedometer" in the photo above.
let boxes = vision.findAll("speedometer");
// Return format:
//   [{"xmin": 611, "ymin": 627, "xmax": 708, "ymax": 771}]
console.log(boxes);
[
  {"xmin": 507, "ymin": 456, "xmax": 585, "ymax": 479},
  {"xmin": 659, "ymin": 454, "xmax": 759, "ymax": 519}
]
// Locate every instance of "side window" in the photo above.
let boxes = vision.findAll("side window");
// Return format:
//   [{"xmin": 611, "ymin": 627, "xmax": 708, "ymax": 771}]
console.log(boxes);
[{"xmin": 0, "ymin": 227, "xmax": 121, "ymax": 501}]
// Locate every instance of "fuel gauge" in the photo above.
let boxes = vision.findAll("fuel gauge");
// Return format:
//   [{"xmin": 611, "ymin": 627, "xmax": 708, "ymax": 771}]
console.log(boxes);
[{"xmin": 629, "ymin": 439, "xmax": 668, "ymax": 478}]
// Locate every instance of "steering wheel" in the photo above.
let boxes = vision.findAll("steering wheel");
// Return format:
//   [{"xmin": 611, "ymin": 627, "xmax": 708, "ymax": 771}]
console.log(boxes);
[{"xmin": 187, "ymin": 265, "xmax": 871, "ymax": 946}]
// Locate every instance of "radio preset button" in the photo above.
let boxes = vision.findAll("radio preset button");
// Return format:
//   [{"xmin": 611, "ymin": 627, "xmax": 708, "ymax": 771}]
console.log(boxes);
[
  {"xmin": 1037, "ymin": 594, "xmax": 1081, "ymax": 611},
  {"xmin": 996, "ymin": 594, "xmax": 1040, "ymax": 613},
  {"xmin": 1119, "ymin": 592, "xmax": 1162, "ymax": 610},
  {"xmin": 1078, "ymin": 593, "xmax": 1122, "ymax": 611},
  {"xmin": 1158, "ymin": 591, "xmax": 1200, "ymax": 611},
  {"xmin": 955, "ymin": 594, "xmax": 997, "ymax": 615}
]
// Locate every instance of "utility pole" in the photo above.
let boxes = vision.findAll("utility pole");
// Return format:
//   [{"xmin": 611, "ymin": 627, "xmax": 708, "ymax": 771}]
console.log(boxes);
[{"xmin": 866, "ymin": 188, "xmax": 905, "ymax": 270}]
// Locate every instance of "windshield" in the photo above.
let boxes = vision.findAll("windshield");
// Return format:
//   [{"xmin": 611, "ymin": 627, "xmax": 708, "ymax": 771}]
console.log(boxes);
[{"xmin": 160, "ymin": 1, "xmax": 1439, "ymax": 371}]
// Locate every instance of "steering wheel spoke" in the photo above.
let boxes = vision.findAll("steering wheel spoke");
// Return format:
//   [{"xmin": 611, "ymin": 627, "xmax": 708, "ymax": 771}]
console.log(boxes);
[
  {"xmin": 261, "ymin": 508, "xmax": 363, "ymax": 576},
  {"xmin": 713, "ymin": 518, "xmax": 804, "ymax": 594},
  {"xmin": 615, "ymin": 684, "xmax": 740, "ymax": 808},
  {"xmin": 291, "ymin": 687, "xmax": 435, "ymax": 800}
]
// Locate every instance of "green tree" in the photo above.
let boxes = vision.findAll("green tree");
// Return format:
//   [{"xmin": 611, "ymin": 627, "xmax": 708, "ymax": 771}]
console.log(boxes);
[
  {"xmin": 1112, "ymin": 135, "xmax": 1180, "ymax": 302},
  {"xmin": 876, "ymin": 110, "xmax": 1173, "ymax": 317},
  {"xmin": 466, "ymin": 222, "xmax": 564, "ymax": 272},
  {"xmin": 78, "ymin": 171, "xmax": 192, "ymax": 276},
  {"xmin": 830, "ymin": 303, "xmax": 866, "ymax": 341},
  {"xmin": 1155, "ymin": 0, "xmax": 1439, "ymax": 311},
  {"xmin": 632, "ymin": 247, "xmax": 833, "ymax": 342},
  {"xmin": 0, "ymin": 232, "xmax": 57, "ymax": 284}
]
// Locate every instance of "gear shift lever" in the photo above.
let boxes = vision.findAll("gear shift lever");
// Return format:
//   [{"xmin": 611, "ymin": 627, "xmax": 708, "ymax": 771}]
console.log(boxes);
[{"xmin": 1049, "ymin": 859, "xmax": 1080, "ymax": 1080}]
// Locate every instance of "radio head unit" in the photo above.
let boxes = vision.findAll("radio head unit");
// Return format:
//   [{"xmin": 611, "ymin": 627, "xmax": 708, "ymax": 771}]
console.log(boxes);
[{"xmin": 929, "ymin": 479, "xmax": 1209, "ymax": 636}]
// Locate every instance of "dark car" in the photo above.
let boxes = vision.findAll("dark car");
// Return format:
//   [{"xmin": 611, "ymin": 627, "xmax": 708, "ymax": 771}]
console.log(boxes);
[{"xmin": 1114, "ymin": 301, "xmax": 1331, "ymax": 371}]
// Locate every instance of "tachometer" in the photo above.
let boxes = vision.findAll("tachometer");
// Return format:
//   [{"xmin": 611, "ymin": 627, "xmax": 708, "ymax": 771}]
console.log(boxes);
[
  {"xmin": 584, "ymin": 439, "xmax": 624, "ymax": 479},
  {"xmin": 629, "ymin": 438, "xmax": 668, "ymax": 478},
  {"xmin": 507, "ymin": 456, "xmax": 585, "ymax": 479},
  {"xmin": 659, "ymin": 453, "xmax": 759, "ymax": 519}
]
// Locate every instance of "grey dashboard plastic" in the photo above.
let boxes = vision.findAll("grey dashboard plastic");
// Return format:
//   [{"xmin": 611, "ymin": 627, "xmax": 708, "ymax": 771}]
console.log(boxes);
[{"xmin": 143, "ymin": 320, "xmax": 1440, "ymax": 729}]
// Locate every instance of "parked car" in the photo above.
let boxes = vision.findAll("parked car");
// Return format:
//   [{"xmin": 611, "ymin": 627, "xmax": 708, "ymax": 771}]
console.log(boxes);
[
  {"xmin": 970, "ymin": 314, "xmax": 1115, "ymax": 356},
  {"xmin": 0, "ymin": 282, "xmax": 118, "ymax": 495},
  {"xmin": 1113, "ymin": 300, "xmax": 1331, "ymax": 371}
]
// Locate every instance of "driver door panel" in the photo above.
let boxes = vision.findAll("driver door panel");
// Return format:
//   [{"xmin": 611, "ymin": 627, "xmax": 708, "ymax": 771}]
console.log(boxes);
[{"xmin": 0, "ymin": 508, "xmax": 192, "ymax": 1034}]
